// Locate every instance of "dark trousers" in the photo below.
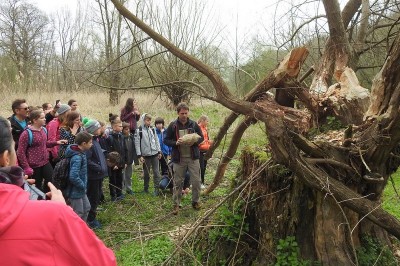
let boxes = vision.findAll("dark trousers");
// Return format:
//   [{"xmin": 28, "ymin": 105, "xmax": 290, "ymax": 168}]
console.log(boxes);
[
  {"xmin": 32, "ymin": 162, "xmax": 53, "ymax": 193},
  {"xmin": 108, "ymin": 167, "xmax": 123, "ymax": 199},
  {"xmin": 199, "ymin": 151, "xmax": 208, "ymax": 184},
  {"xmin": 87, "ymin": 179, "xmax": 102, "ymax": 222},
  {"xmin": 159, "ymin": 154, "xmax": 169, "ymax": 175}
]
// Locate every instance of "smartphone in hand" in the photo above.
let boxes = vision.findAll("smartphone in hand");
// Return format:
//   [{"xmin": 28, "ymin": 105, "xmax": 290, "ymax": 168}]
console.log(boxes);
[{"xmin": 24, "ymin": 181, "xmax": 47, "ymax": 200}]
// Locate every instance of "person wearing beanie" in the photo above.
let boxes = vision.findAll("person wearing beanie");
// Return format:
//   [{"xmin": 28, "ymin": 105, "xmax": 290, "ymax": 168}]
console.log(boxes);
[
  {"xmin": 82, "ymin": 117, "xmax": 90, "ymax": 126},
  {"xmin": 56, "ymin": 104, "xmax": 71, "ymax": 116},
  {"xmin": 47, "ymin": 104, "xmax": 71, "ymax": 166},
  {"xmin": 84, "ymin": 119, "xmax": 108, "ymax": 229},
  {"xmin": 84, "ymin": 120, "xmax": 101, "ymax": 135}
]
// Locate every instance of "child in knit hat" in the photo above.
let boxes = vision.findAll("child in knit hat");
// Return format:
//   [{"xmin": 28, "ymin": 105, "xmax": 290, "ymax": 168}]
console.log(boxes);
[{"xmin": 83, "ymin": 119, "xmax": 108, "ymax": 229}]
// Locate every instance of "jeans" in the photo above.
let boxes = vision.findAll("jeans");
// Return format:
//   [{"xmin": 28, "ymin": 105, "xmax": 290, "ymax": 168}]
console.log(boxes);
[
  {"xmin": 108, "ymin": 167, "xmax": 123, "ymax": 199},
  {"xmin": 199, "ymin": 151, "xmax": 208, "ymax": 184},
  {"xmin": 87, "ymin": 179, "xmax": 102, "ymax": 222},
  {"xmin": 159, "ymin": 154, "xmax": 169, "ymax": 176}
]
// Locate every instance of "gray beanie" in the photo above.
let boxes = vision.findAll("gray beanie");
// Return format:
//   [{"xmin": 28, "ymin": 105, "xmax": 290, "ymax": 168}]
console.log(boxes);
[
  {"xmin": 84, "ymin": 119, "xmax": 101, "ymax": 135},
  {"xmin": 56, "ymin": 104, "xmax": 71, "ymax": 115}
]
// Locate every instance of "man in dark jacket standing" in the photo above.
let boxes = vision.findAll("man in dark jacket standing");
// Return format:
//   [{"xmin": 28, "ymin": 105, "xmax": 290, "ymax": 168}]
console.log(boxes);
[
  {"xmin": 8, "ymin": 99, "xmax": 30, "ymax": 150},
  {"xmin": 84, "ymin": 120, "xmax": 108, "ymax": 229},
  {"xmin": 164, "ymin": 102, "xmax": 204, "ymax": 215}
]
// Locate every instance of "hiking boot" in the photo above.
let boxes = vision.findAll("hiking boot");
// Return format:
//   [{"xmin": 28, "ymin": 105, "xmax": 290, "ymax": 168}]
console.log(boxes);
[
  {"xmin": 172, "ymin": 205, "xmax": 179, "ymax": 215},
  {"xmin": 192, "ymin": 202, "xmax": 201, "ymax": 210},
  {"xmin": 88, "ymin": 219, "xmax": 102, "ymax": 230}
]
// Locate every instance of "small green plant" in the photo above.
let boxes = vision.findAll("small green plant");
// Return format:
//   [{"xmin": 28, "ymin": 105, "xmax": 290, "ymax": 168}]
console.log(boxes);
[
  {"xmin": 357, "ymin": 236, "xmax": 397, "ymax": 266},
  {"xmin": 308, "ymin": 116, "xmax": 344, "ymax": 138},
  {"xmin": 209, "ymin": 202, "xmax": 249, "ymax": 243},
  {"xmin": 275, "ymin": 236, "xmax": 308, "ymax": 266},
  {"xmin": 116, "ymin": 235, "xmax": 173, "ymax": 266}
]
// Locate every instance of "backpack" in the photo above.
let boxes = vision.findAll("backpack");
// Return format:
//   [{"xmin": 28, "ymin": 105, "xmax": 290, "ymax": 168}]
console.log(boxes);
[
  {"xmin": 52, "ymin": 158, "xmax": 71, "ymax": 191},
  {"xmin": 52, "ymin": 154, "xmax": 84, "ymax": 199},
  {"xmin": 138, "ymin": 126, "xmax": 156, "ymax": 143},
  {"xmin": 26, "ymin": 127, "xmax": 48, "ymax": 146}
]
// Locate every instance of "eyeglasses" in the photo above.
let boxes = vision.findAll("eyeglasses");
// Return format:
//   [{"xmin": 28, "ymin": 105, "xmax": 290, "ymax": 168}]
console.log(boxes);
[{"xmin": 18, "ymin": 107, "xmax": 29, "ymax": 111}]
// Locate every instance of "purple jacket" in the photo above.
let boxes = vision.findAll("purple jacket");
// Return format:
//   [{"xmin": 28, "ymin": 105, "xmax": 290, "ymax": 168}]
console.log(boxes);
[
  {"xmin": 17, "ymin": 126, "xmax": 58, "ymax": 175},
  {"xmin": 120, "ymin": 108, "xmax": 140, "ymax": 132}
]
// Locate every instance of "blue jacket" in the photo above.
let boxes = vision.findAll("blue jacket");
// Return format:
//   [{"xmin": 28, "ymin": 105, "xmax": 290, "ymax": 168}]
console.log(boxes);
[
  {"xmin": 156, "ymin": 128, "xmax": 172, "ymax": 156},
  {"xmin": 65, "ymin": 144, "xmax": 87, "ymax": 199},
  {"xmin": 85, "ymin": 137, "xmax": 108, "ymax": 181}
]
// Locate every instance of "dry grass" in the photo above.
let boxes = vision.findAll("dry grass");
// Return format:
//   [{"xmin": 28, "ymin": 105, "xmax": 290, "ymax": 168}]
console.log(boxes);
[{"xmin": 0, "ymin": 89, "xmax": 218, "ymax": 125}]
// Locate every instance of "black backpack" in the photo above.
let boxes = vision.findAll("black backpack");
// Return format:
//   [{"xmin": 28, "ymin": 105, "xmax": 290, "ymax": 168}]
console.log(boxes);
[{"xmin": 52, "ymin": 158, "xmax": 71, "ymax": 191}]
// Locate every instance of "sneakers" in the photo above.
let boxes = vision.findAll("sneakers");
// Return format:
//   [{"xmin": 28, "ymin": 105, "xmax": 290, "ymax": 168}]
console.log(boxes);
[
  {"xmin": 112, "ymin": 194, "xmax": 125, "ymax": 202},
  {"xmin": 88, "ymin": 219, "xmax": 102, "ymax": 230},
  {"xmin": 172, "ymin": 205, "xmax": 179, "ymax": 215},
  {"xmin": 192, "ymin": 202, "xmax": 201, "ymax": 210}
]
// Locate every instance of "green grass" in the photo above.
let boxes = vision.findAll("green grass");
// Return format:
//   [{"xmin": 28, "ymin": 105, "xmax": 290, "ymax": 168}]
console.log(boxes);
[
  {"xmin": 382, "ymin": 170, "xmax": 400, "ymax": 219},
  {"xmin": 89, "ymin": 102, "xmax": 269, "ymax": 265}
]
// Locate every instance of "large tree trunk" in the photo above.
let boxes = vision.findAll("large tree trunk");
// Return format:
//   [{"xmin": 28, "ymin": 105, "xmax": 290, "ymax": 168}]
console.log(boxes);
[{"xmin": 111, "ymin": 1, "xmax": 400, "ymax": 264}]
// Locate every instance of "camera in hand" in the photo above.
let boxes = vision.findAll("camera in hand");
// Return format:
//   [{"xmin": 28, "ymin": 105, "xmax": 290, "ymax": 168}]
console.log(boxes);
[{"xmin": 24, "ymin": 181, "xmax": 47, "ymax": 200}]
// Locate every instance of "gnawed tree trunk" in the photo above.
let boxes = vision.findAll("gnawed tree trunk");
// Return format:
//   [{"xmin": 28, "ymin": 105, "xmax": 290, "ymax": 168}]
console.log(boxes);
[{"xmin": 111, "ymin": 0, "xmax": 400, "ymax": 264}]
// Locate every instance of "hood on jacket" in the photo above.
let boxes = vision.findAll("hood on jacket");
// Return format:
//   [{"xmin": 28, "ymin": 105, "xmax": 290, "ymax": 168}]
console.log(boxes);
[
  {"xmin": 0, "ymin": 183, "xmax": 28, "ymax": 237},
  {"xmin": 139, "ymin": 113, "xmax": 148, "ymax": 128},
  {"xmin": 64, "ymin": 144, "xmax": 83, "ymax": 159},
  {"xmin": 0, "ymin": 166, "xmax": 25, "ymax": 187}
]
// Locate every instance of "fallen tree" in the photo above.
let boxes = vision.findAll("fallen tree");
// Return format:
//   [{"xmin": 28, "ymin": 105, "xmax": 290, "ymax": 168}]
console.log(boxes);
[{"xmin": 111, "ymin": 0, "xmax": 400, "ymax": 264}]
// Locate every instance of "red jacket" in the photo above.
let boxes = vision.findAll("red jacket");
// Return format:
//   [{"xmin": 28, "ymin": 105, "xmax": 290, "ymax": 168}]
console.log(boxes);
[
  {"xmin": 198, "ymin": 124, "xmax": 211, "ymax": 152},
  {"xmin": 0, "ymin": 183, "xmax": 117, "ymax": 265},
  {"xmin": 46, "ymin": 118, "xmax": 61, "ymax": 160}
]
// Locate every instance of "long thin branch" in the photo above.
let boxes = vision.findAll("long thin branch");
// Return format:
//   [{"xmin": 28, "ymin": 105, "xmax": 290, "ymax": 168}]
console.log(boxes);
[{"xmin": 162, "ymin": 160, "xmax": 272, "ymax": 265}]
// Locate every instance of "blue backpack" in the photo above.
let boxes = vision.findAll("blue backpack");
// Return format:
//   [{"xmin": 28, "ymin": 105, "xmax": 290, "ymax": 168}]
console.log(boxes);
[{"xmin": 26, "ymin": 127, "xmax": 48, "ymax": 146}]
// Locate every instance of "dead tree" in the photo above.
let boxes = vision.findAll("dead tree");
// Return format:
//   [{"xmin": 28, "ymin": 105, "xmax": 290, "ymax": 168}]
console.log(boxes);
[{"xmin": 111, "ymin": 0, "xmax": 400, "ymax": 264}]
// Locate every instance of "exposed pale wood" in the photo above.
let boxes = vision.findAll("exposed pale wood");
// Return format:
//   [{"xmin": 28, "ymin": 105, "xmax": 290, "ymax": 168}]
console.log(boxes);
[{"xmin": 322, "ymin": 67, "xmax": 370, "ymax": 125}]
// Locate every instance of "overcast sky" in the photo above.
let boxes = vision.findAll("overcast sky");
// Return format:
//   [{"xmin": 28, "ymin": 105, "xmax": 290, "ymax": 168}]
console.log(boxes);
[{"xmin": 32, "ymin": 0, "xmax": 274, "ymax": 44}]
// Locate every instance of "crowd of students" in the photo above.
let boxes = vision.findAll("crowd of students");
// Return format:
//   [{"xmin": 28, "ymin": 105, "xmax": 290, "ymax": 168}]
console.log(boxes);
[{"xmin": 5, "ymin": 97, "xmax": 213, "ymax": 226}]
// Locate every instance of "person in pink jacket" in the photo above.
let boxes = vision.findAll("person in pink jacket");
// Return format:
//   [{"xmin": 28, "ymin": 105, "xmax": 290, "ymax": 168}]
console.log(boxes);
[
  {"xmin": 17, "ymin": 110, "xmax": 66, "ymax": 192},
  {"xmin": 0, "ymin": 115, "xmax": 117, "ymax": 265},
  {"xmin": 46, "ymin": 104, "xmax": 71, "ymax": 166}
]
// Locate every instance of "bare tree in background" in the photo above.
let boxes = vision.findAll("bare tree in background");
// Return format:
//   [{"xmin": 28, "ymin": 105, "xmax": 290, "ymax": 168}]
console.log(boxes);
[{"xmin": 0, "ymin": 0, "xmax": 51, "ymax": 91}]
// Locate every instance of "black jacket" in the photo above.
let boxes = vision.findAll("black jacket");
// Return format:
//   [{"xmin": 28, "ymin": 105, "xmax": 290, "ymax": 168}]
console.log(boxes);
[
  {"xmin": 163, "ymin": 118, "xmax": 204, "ymax": 163},
  {"xmin": 103, "ymin": 132, "xmax": 128, "ymax": 168},
  {"xmin": 8, "ymin": 115, "xmax": 29, "ymax": 150}
]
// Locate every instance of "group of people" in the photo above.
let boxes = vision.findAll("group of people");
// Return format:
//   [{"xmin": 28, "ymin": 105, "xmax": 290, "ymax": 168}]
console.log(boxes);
[
  {"xmin": 6, "ymin": 97, "xmax": 213, "ymax": 229},
  {"xmin": 0, "ymin": 116, "xmax": 116, "ymax": 265}
]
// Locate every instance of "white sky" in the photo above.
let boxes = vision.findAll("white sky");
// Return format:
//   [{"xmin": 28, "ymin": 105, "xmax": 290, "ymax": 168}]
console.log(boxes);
[{"xmin": 32, "ymin": 0, "xmax": 273, "ymax": 44}]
